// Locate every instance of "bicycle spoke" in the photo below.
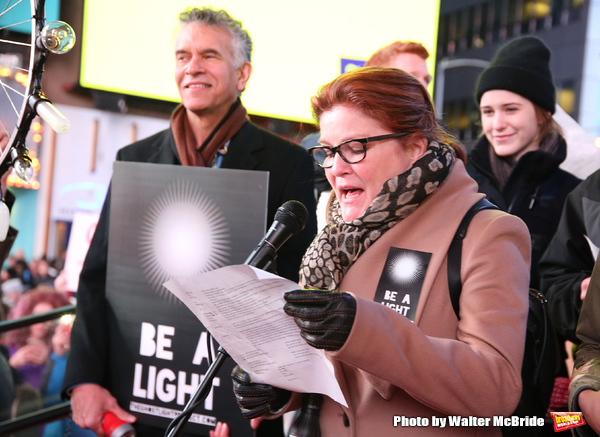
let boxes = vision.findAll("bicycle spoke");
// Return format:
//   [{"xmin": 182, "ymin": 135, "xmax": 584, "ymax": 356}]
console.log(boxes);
[
  {"xmin": 0, "ymin": 20, "xmax": 31, "ymax": 32},
  {"xmin": 0, "ymin": 117, "xmax": 10, "ymax": 137},
  {"xmin": 0, "ymin": 60, "xmax": 28, "ymax": 72},
  {"xmin": 1, "ymin": 86, "xmax": 21, "ymax": 122},
  {"xmin": 1, "ymin": 0, "xmax": 24, "ymax": 18},
  {"xmin": 0, "ymin": 36, "xmax": 31, "ymax": 46}
]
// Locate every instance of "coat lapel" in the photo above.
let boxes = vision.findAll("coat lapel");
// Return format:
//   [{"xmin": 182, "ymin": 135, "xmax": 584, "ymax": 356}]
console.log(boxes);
[
  {"xmin": 339, "ymin": 161, "xmax": 481, "ymax": 326},
  {"xmin": 220, "ymin": 122, "xmax": 261, "ymax": 171}
]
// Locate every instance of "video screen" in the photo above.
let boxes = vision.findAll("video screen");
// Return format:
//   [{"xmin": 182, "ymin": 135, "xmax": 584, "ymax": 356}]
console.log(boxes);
[{"xmin": 80, "ymin": 0, "xmax": 440, "ymax": 122}]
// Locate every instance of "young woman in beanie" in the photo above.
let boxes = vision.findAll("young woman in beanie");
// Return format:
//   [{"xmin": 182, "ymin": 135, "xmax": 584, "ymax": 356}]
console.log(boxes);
[
  {"xmin": 467, "ymin": 36, "xmax": 580, "ymax": 291},
  {"xmin": 467, "ymin": 36, "xmax": 581, "ymax": 436}
]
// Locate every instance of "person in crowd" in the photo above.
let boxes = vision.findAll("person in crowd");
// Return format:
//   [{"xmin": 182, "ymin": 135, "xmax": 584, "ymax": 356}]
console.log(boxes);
[
  {"xmin": 230, "ymin": 67, "xmax": 530, "ymax": 436},
  {"xmin": 467, "ymin": 38, "xmax": 580, "ymax": 430},
  {"xmin": 539, "ymin": 168, "xmax": 599, "ymax": 347},
  {"xmin": 30, "ymin": 257, "xmax": 58, "ymax": 288},
  {"xmin": 301, "ymin": 40, "xmax": 434, "ymax": 229},
  {"xmin": 466, "ymin": 35, "xmax": 581, "ymax": 291},
  {"xmin": 1, "ymin": 266, "xmax": 24, "ymax": 309},
  {"xmin": 40, "ymin": 314, "xmax": 94, "ymax": 437},
  {"xmin": 12, "ymin": 258, "xmax": 32, "ymax": 290},
  {"xmin": 209, "ymin": 422, "xmax": 229, "ymax": 437},
  {"xmin": 11, "ymin": 384, "xmax": 42, "ymax": 437},
  {"xmin": 4, "ymin": 286, "xmax": 71, "ymax": 390},
  {"xmin": 569, "ymin": 259, "xmax": 600, "ymax": 436},
  {"xmin": 538, "ymin": 168, "xmax": 598, "ymax": 436},
  {"xmin": 0, "ymin": 343, "xmax": 14, "ymax": 421},
  {"xmin": 365, "ymin": 40, "xmax": 432, "ymax": 89},
  {"xmin": 63, "ymin": 6, "xmax": 317, "ymax": 437}
]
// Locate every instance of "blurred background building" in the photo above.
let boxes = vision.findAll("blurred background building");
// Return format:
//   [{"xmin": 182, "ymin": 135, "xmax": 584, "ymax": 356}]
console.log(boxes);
[{"xmin": 435, "ymin": 0, "xmax": 598, "ymax": 147}]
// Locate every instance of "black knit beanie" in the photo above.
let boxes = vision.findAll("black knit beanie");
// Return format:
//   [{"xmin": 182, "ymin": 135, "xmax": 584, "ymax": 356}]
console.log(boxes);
[{"xmin": 475, "ymin": 36, "xmax": 556, "ymax": 114}]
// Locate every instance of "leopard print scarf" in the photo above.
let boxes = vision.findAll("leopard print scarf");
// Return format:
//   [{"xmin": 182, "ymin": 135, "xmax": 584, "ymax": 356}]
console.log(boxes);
[{"xmin": 299, "ymin": 141, "xmax": 455, "ymax": 290}]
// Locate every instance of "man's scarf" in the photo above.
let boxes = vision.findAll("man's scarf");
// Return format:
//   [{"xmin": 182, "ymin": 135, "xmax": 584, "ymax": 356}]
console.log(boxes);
[{"xmin": 171, "ymin": 98, "xmax": 248, "ymax": 167}]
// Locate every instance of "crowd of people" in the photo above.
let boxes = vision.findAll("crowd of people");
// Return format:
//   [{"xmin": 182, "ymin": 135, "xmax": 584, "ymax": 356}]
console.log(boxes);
[
  {"xmin": 0, "ymin": 251, "xmax": 63, "ymax": 315},
  {"xmin": 1, "ymin": 5, "xmax": 599, "ymax": 437},
  {"xmin": 0, "ymin": 251, "xmax": 95, "ymax": 435}
]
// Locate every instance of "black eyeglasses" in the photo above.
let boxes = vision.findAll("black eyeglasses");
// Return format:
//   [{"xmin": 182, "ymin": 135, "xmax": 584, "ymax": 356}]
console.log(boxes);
[{"xmin": 308, "ymin": 132, "xmax": 411, "ymax": 168}]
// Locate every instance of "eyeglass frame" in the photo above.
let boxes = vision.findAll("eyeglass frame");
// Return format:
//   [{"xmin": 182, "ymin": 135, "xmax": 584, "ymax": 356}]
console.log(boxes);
[{"xmin": 308, "ymin": 132, "xmax": 412, "ymax": 168}]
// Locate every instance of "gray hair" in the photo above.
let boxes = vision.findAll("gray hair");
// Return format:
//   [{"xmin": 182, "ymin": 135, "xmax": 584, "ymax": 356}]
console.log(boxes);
[{"xmin": 178, "ymin": 7, "xmax": 252, "ymax": 68}]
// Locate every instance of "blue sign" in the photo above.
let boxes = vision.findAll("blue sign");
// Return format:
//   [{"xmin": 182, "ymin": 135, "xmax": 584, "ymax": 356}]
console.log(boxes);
[{"xmin": 341, "ymin": 58, "xmax": 366, "ymax": 75}]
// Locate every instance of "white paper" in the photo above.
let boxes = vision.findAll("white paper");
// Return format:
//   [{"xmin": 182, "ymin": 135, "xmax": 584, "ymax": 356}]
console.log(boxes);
[
  {"xmin": 164, "ymin": 265, "xmax": 348, "ymax": 407},
  {"xmin": 554, "ymin": 104, "xmax": 600, "ymax": 180}
]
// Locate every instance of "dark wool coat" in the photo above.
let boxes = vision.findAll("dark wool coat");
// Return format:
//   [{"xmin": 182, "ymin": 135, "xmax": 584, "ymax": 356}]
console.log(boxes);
[
  {"xmin": 465, "ymin": 135, "xmax": 581, "ymax": 289},
  {"xmin": 539, "ymin": 169, "xmax": 600, "ymax": 344},
  {"xmin": 62, "ymin": 121, "xmax": 317, "ymax": 436},
  {"xmin": 569, "ymin": 249, "xmax": 600, "ymax": 437}
]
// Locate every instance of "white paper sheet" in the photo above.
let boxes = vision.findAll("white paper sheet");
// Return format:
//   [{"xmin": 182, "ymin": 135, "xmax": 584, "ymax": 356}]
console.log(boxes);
[{"xmin": 164, "ymin": 265, "xmax": 348, "ymax": 407}]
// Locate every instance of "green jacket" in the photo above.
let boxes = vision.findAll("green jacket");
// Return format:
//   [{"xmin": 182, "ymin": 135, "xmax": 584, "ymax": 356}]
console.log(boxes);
[{"xmin": 570, "ymin": 261, "xmax": 600, "ymax": 436}]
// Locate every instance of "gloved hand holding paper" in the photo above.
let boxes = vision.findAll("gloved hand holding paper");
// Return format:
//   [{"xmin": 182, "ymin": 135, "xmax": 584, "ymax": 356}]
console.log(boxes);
[{"xmin": 163, "ymin": 264, "xmax": 347, "ymax": 407}]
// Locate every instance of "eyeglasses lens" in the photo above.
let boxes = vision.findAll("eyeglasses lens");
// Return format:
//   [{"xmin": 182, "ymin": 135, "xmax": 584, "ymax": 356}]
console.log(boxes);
[
  {"xmin": 341, "ymin": 141, "xmax": 366, "ymax": 163},
  {"xmin": 313, "ymin": 141, "xmax": 365, "ymax": 168}
]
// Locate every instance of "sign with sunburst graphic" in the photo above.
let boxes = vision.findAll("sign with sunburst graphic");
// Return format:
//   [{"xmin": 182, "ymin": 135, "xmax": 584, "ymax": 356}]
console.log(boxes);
[
  {"xmin": 138, "ymin": 179, "xmax": 231, "ymax": 302},
  {"xmin": 373, "ymin": 247, "xmax": 432, "ymax": 322},
  {"xmin": 104, "ymin": 161, "xmax": 268, "ymax": 435}
]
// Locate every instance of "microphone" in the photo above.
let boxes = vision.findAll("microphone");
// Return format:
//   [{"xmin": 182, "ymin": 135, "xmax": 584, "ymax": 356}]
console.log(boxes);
[{"xmin": 244, "ymin": 200, "xmax": 308, "ymax": 271}]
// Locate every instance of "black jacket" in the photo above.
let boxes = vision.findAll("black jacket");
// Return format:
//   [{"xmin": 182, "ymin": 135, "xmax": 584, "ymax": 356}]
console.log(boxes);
[
  {"xmin": 466, "ymin": 135, "xmax": 581, "ymax": 289},
  {"xmin": 539, "ymin": 169, "xmax": 600, "ymax": 344},
  {"xmin": 62, "ymin": 121, "xmax": 317, "ymax": 415}
]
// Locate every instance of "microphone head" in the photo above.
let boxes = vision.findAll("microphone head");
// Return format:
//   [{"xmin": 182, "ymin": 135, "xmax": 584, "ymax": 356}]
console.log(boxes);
[{"xmin": 275, "ymin": 200, "xmax": 308, "ymax": 235}]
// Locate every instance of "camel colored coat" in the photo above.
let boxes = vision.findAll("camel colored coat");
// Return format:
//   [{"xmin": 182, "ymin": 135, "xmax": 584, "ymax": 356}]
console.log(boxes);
[{"xmin": 298, "ymin": 160, "xmax": 530, "ymax": 436}]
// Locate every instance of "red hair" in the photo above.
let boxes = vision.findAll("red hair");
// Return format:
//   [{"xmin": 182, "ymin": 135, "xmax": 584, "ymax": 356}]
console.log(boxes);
[
  {"xmin": 311, "ymin": 67, "xmax": 465, "ymax": 162},
  {"xmin": 3, "ymin": 286, "xmax": 71, "ymax": 348},
  {"xmin": 366, "ymin": 41, "xmax": 429, "ymax": 67}
]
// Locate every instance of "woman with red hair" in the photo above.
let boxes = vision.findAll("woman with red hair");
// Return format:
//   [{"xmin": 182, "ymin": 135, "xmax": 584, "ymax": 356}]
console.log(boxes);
[
  {"xmin": 4, "ymin": 286, "xmax": 70, "ymax": 390},
  {"xmin": 231, "ymin": 67, "xmax": 531, "ymax": 436}
]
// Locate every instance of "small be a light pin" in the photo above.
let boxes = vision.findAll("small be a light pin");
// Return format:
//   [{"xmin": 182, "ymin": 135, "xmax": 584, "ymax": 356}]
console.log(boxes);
[{"xmin": 551, "ymin": 412, "xmax": 586, "ymax": 432}]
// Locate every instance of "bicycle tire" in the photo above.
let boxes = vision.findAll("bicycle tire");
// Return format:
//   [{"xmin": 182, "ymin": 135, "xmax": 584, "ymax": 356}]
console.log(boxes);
[{"xmin": 0, "ymin": 0, "xmax": 47, "ymax": 169}]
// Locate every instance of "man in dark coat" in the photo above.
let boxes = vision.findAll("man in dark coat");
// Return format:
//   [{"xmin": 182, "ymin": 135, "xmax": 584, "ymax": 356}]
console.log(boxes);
[
  {"xmin": 539, "ymin": 169, "xmax": 600, "ymax": 344},
  {"xmin": 63, "ymin": 7, "xmax": 316, "ymax": 437}
]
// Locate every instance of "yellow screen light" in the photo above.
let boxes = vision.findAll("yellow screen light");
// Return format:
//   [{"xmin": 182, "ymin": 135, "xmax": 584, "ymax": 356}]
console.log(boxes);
[
  {"xmin": 594, "ymin": 135, "xmax": 600, "ymax": 149},
  {"xmin": 80, "ymin": 0, "xmax": 441, "ymax": 123}
]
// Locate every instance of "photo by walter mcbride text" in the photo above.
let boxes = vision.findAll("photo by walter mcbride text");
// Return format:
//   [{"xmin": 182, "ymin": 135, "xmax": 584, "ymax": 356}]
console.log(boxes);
[{"xmin": 393, "ymin": 415, "xmax": 546, "ymax": 428}]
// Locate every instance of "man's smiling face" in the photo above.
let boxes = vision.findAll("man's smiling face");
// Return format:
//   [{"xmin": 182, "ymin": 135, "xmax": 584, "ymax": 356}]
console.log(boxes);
[{"xmin": 174, "ymin": 23, "xmax": 250, "ymax": 117}]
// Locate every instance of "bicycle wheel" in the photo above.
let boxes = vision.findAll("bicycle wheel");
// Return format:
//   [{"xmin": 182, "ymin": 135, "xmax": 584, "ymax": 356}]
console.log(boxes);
[
  {"xmin": 0, "ymin": 0, "xmax": 43, "ymax": 169},
  {"xmin": 0, "ymin": 0, "xmax": 72, "ymax": 176}
]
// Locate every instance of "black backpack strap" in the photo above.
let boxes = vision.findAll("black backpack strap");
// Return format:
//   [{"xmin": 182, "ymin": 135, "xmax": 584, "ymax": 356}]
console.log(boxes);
[{"xmin": 448, "ymin": 198, "xmax": 499, "ymax": 318}]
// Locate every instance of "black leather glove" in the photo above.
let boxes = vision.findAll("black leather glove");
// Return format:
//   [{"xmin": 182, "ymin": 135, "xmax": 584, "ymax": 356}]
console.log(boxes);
[
  {"xmin": 283, "ymin": 289, "xmax": 356, "ymax": 351},
  {"xmin": 231, "ymin": 365, "xmax": 291, "ymax": 419}
]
